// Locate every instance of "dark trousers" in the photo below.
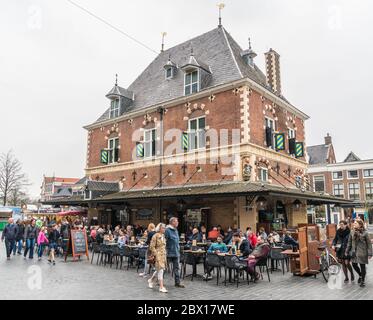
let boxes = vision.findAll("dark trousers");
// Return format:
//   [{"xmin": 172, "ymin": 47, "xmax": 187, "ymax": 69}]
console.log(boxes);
[
  {"xmin": 168, "ymin": 256, "xmax": 181, "ymax": 285},
  {"xmin": 352, "ymin": 263, "xmax": 366, "ymax": 280},
  {"xmin": 5, "ymin": 239, "xmax": 15, "ymax": 258},
  {"xmin": 24, "ymin": 238, "xmax": 36, "ymax": 259}
]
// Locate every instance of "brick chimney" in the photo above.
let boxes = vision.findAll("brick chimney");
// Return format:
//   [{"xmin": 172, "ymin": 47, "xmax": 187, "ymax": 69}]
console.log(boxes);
[
  {"xmin": 325, "ymin": 133, "xmax": 332, "ymax": 145},
  {"xmin": 264, "ymin": 48, "xmax": 281, "ymax": 95}
]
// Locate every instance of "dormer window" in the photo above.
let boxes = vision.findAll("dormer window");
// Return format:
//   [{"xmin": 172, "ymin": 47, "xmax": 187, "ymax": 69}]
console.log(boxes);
[
  {"xmin": 165, "ymin": 67, "xmax": 173, "ymax": 80},
  {"xmin": 110, "ymin": 98, "xmax": 120, "ymax": 118},
  {"xmin": 184, "ymin": 70, "xmax": 199, "ymax": 96}
]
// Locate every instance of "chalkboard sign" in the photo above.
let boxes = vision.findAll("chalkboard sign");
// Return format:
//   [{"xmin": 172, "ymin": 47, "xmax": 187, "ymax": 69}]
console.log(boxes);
[{"xmin": 64, "ymin": 229, "xmax": 89, "ymax": 261}]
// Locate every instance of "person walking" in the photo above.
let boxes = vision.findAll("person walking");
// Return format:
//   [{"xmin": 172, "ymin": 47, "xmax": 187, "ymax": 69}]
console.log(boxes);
[
  {"xmin": 48, "ymin": 224, "xmax": 60, "ymax": 265},
  {"xmin": 37, "ymin": 226, "xmax": 49, "ymax": 261},
  {"xmin": 24, "ymin": 219, "xmax": 39, "ymax": 260},
  {"xmin": 332, "ymin": 220, "xmax": 354, "ymax": 283},
  {"xmin": 346, "ymin": 220, "xmax": 372, "ymax": 287},
  {"xmin": 165, "ymin": 217, "xmax": 185, "ymax": 288},
  {"xmin": 1, "ymin": 218, "xmax": 18, "ymax": 260},
  {"xmin": 13, "ymin": 220, "xmax": 25, "ymax": 255},
  {"xmin": 148, "ymin": 223, "xmax": 168, "ymax": 293},
  {"xmin": 139, "ymin": 223, "xmax": 156, "ymax": 277}
]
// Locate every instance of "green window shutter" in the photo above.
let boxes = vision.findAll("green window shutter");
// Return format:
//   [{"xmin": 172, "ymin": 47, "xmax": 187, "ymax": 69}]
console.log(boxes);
[
  {"xmin": 136, "ymin": 142, "xmax": 144, "ymax": 158},
  {"xmin": 182, "ymin": 132, "xmax": 189, "ymax": 151},
  {"xmin": 100, "ymin": 149, "xmax": 109, "ymax": 164},
  {"xmin": 275, "ymin": 133, "xmax": 285, "ymax": 151},
  {"xmin": 295, "ymin": 142, "xmax": 304, "ymax": 158}
]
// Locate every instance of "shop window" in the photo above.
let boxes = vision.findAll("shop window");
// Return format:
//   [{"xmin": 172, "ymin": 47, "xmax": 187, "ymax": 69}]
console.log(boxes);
[
  {"xmin": 314, "ymin": 175, "xmax": 325, "ymax": 192},
  {"xmin": 348, "ymin": 170, "xmax": 359, "ymax": 179},
  {"xmin": 332, "ymin": 171, "xmax": 343, "ymax": 180},
  {"xmin": 348, "ymin": 183, "xmax": 360, "ymax": 200},
  {"xmin": 108, "ymin": 137, "xmax": 119, "ymax": 163},
  {"xmin": 109, "ymin": 98, "xmax": 120, "ymax": 118},
  {"xmin": 333, "ymin": 184, "xmax": 344, "ymax": 198},
  {"xmin": 365, "ymin": 182, "xmax": 373, "ymax": 200},
  {"xmin": 188, "ymin": 116, "xmax": 206, "ymax": 150},
  {"xmin": 144, "ymin": 128, "xmax": 156, "ymax": 158},
  {"xmin": 184, "ymin": 70, "xmax": 199, "ymax": 95}
]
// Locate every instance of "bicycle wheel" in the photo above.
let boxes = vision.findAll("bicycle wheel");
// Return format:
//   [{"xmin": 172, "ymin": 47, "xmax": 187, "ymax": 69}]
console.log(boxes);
[{"xmin": 320, "ymin": 254, "xmax": 340, "ymax": 282}]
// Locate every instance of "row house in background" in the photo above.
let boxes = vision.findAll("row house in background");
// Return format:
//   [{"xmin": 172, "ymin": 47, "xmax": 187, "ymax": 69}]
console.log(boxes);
[
  {"xmin": 46, "ymin": 24, "xmax": 348, "ymax": 233},
  {"xmin": 308, "ymin": 134, "xmax": 373, "ymax": 225},
  {"xmin": 40, "ymin": 176, "xmax": 80, "ymax": 202}
]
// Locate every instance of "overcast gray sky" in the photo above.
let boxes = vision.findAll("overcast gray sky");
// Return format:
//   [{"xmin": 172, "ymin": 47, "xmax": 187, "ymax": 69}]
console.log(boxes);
[{"xmin": 1, "ymin": 0, "xmax": 372, "ymax": 198}]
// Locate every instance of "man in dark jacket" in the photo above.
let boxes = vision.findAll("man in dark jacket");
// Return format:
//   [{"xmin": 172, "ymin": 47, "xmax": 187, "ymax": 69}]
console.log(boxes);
[
  {"xmin": 165, "ymin": 217, "xmax": 185, "ymax": 288},
  {"xmin": 14, "ymin": 220, "xmax": 25, "ymax": 255},
  {"xmin": 24, "ymin": 219, "xmax": 39, "ymax": 259},
  {"xmin": 232, "ymin": 232, "xmax": 252, "ymax": 258},
  {"xmin": 1, "ymin": 218, "xmax": 19, "ymax": 260}
]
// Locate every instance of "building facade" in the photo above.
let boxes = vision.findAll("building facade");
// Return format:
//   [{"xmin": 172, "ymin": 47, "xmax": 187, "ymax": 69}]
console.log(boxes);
[
  {"xmin": 40, "ymin": 176, "xmax": 80, "ymax": 202},
  {"xmin": 46, "ymin": 26, "xmax": 348, "ymax": 233},
  {"xmin": 308, "ymin": 136, "xmax": 373, "ymax": 225}
]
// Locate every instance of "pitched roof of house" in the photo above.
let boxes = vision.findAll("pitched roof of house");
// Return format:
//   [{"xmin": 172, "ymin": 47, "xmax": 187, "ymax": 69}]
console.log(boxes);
[
  {"xmin": 307, "ymin": 144, "xmax": 331, "ymax": 165},
  {"xmin": 95, "ymin": 27, "xmax": 274, "ymax": 124},
  {"xmin": 86, "ymin": 181, "xmax": 120, "ymax": 192},
  {"xmin": 344, "ymin": 152, "xmax": 361, "ymax": 163},
  {"xmin": 43, "ymin": 177, "xmax": 80, "ymax": 184}
]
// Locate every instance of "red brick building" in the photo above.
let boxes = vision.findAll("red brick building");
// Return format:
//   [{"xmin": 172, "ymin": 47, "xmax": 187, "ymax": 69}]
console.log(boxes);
[
  {"xmin": 308, "ymin": 135, "xmax": 373, "ymax": 225},
  {"xmin": 47, "ymin": 25, "xmax": 348, "ymax": 232}
]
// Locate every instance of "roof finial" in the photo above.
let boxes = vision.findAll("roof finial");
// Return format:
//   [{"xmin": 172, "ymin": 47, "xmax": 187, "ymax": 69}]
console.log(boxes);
[
  {"xmin": 161, "ymin": 32, "xmax": 167, "ymax": 53},
  {"xmin": 249, "ymin": 37, "xmax": 252, "ymax": 50},
  {"xmin": 115, "ymin": 73, "xmax": 118, "ymax": 86},
  {"xmin": 217, "ymin": 3, "xmax": 225, "ymax": 27},
  {"xmin": 190, "ymin": 46, "xmax": 194, "ymax": 56}
]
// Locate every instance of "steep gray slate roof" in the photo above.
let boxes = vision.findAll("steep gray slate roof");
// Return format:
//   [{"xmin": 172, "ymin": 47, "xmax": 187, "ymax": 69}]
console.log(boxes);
[
  {"xmin": 94, "ymin": 27, "xmax": 271, "ymax": 124},
  {"xmin": 86, "ymin": 181, "xmax": 119, "ymax": 192},
  {"xmin": 344, "ymin": 152, "xmax": 361, "ymax": 163},
  {"xmin": 307, "ymin": 144, "xmax": 330, "ymax": 165}
]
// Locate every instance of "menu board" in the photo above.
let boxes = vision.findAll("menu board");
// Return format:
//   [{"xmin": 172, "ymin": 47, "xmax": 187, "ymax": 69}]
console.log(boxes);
[{"xmin": 65, "ymin": 229, "xmax": 89, "ymax": 261}]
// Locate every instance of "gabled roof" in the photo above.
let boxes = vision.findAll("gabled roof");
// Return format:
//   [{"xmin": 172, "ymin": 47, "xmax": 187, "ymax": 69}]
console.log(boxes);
[
  {"xmin": 75, "ymin": 176, "xmax": 89, "ymax": 185},
  {"xmin": 307, "ymin": 144, "xmax": 330, "ymax": 165},
  {"xmin": 86, "ymin": 181, "xmax": 120, "ymax": 192},
  {"xmin": 94, "ymin": 27, "xmax": 271, "ymax": 124},
  {"xmin": 53, "ymin": 187, "xmax": 72, "ymax": 197},
  {"xmin": 344, "ymin": 152, "xmax": 361, "ymax": 163},
  {"xmin": 43, "ymin": 177, "xmax": 80, "ymax": 184}
]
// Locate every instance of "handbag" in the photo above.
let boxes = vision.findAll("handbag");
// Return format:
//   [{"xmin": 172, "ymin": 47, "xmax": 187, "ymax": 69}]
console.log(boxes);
[{"xmin": 147, "ymin": 254, "xmax": 155, "ymax": 265}]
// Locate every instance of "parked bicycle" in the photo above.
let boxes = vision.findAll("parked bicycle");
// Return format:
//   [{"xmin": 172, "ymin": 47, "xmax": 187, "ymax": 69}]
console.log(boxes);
[{"xmin": 317, "ymin": 244, "xmax": 340, "ymax": 282}]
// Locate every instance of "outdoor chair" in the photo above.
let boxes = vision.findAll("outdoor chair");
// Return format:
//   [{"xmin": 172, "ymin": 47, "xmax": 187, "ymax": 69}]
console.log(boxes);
[
  {"xmin": 255, "ymin": 256, "xmax": 271, "ymax": 282},
  {"xmin": 224, "ymin": 255, "xmax": 249, "ymax": 287},
  {"xmin": 205, "ymin": 253, "xmax": 223, "ymax": 285},
  {"xmin": 136, "ymin": 247, "xmax": 147, "ymax": 272},
  {"xmin": 110, "ymin": 246, "xmax": 121, "ymax": 269},
  {"xmin": 121, "ymin": 246, "xmax": 134, "ymax": 270},
  {"xmin": 90, "ymin": 242, "xmax": 101, "ymax": 265},
  {"xmin": 269, "ymin": 247, "xmax": 289, "ymax": 274},
  {"xmin": 182, "ymin": 252, "xmax": 198, "ymax": 281}
]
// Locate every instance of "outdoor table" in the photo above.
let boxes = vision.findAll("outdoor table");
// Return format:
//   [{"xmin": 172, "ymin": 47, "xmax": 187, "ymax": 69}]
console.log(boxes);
[
  {"xmin": 184, "ymin": 250, "xmax": 207, "ymax": 278},
  {"xmin": 281, "ymin": 249, "xmax": 300, "ymax": 274}
]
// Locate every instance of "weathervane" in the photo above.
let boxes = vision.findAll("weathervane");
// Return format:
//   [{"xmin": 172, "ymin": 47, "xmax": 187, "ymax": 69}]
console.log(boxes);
[
  {"xmin": 161, "ymin": 32, "xmax": 167, "ymax": 52},
  {"xmin": 115, "ymin": 73, "xmax": 118, "ymax": 86},
  {"xmin": 217, "ymin": 3, "xmax": 225, "ymax": 27}
]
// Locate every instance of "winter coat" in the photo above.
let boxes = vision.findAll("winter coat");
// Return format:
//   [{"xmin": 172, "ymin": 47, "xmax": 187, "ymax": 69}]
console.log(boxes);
[
  {"xmin": 235, "ymin": 238, "xmax": 252, "ymax": 257},
  {"xmin": 149, "ymin": 232, "xmax": 167, "ymax": 270},
  {"xmin": 37, "ymin": 231, "xmax": 49, "ymax": 246},
  {"xmin": 15, "ymin": 224, "xmax": 25, "ymax": 241},
  {"xmin": 165, "ymin": 226, "xmax": 180, "ymax": 258},
  {"xmin": 346, "ymin": 230, "xmax": 372, "ymax": 265},
  {"xmin": 24, "ymin": 225, "xmax": 39, "ymax": 240},
  {"xmin": 191, "ymin": 232, "xmax": 202, "ymax": 242},
  {"xmin": 332, "ymin": 227, "xmax": 350, "ymax": 260},
  {"xmin": 48, "ymin": 230, "xmax": 60, "ymax": 243},
  {"xmin": 146, "ymin": 231, "xmax": 156, "ymax": 246},
  {"xmin": 1, "ymin": 224, "xmax": 19, "ymax": 241}
]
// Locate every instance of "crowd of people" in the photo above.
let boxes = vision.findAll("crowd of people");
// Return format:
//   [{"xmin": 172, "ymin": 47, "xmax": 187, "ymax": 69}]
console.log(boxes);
[{"xmin": 2, "ymin": 215, "xmax": 372, "ymax": 291}]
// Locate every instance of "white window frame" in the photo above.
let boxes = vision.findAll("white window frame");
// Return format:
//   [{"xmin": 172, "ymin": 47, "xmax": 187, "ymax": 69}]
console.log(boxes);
[
  {"xmin": 313, "ymin": 175, "xmax": 325, "ymax": 192},
  {"xmin": 363, "ymin": 169, "xmax": 373, "ymax": 178},
  {"xmin": 109, "ymin": 98, "xmax": 120, "ymax": 119},
  {"xmin": 332, "ymin": 171, "xmax": 343, "ymax": 181},
  {"xmin": 144, "ymin": 128, "xmax": 156, "ymax": 159},
  {"xmin": 184, "ymin": 69, "xmax": 199, "ymax": 96},
  {"xmin": 365, "ymin": 182, "xmax": 373, "ymax": 200},
  {"xmin": 288, "ymin": 128, "xmax": 295, "ymax": 140},
  {"xmin": 259, "ymin": 168, "xmax": 268, "ymax": 182},
  {"xmin": 348, "ymin": 182, "xmax": 360, "ymax": 200},
  {"xmin": 347, "ymin": 170, "xmax": 359, "ymax": 179},
  {"xmin": 108, "ymin": 137, "xmax": 119, "ymax": 164},
  {"xmin": 333, "ymin": 183, "xmax": 344, "ymax": 198},
  {"xmin": 165, "ymin": 67, "xmax": 173, "ymax": 80},
  {"xmin": 188, "ymin": 116, "xmax": 206, "ymax": 151}
]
